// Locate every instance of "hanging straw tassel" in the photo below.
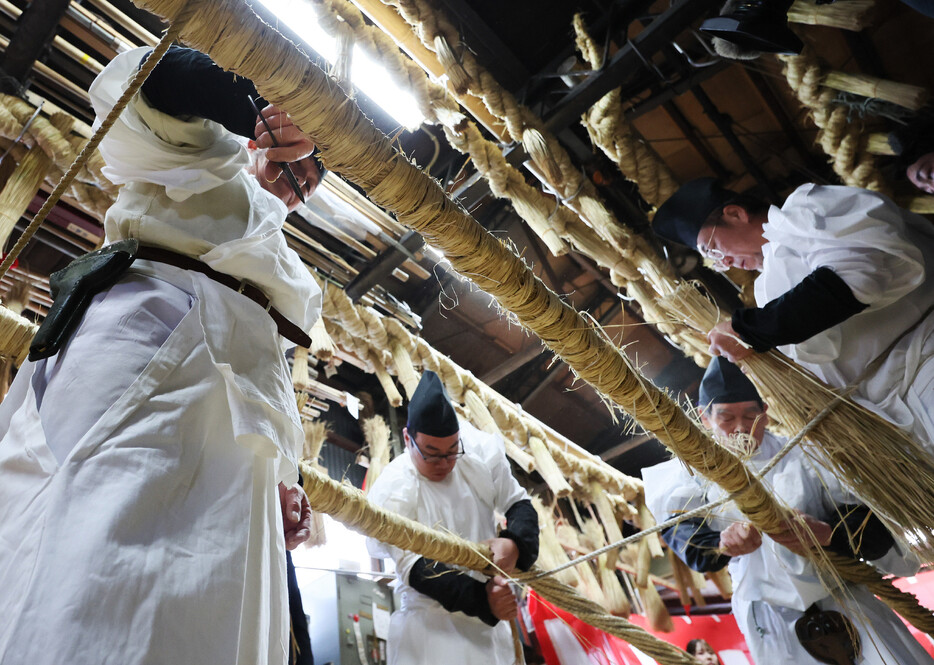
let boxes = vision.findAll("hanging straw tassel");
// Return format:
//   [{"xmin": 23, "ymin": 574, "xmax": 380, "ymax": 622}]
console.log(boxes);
[
  {"xmin": 434, "ymin": 35, "xmax": 470, "ymax": 95},
  {"xmin": 301, "ymin": 419, "xmax": 330, "ymax": 548},
  {"xmin": 707, "ymin": 567, "xmax": 733, "ymax": 599},
  {"xmin": 636, "ymin": 497, "xmax": 665, "ymax": 559},
  {"xmin": 389, "ymin": 338, "xmax": 420, "ymax": 400},
  {"xmin": 522, "ymin": 127, "xmax": 563, "ymax": 188},
  {"xmin": 309, "ymin": 316, "xmax": 336, "ymax": 361},
  {"xmin": 464, "ymin": 388, "xmax": 536, "ymax": 473},
  {"xmin": 292, "ymin": 346, "xmax": 311, "ymax": 390},
  {"xmin": 822, "ymin": 71, "xmax": 928, "ymax": 112},
  {"xmin": 528, "ymin": 434, "xmax": 573, "ymax": 498},
  {"xmin": 788, "ymin": 0, "xmax": 876, "ymax": 31},
  {"xmin": 667, "ymin": 549, "xmax": 691, "ymax": 608},
  {"xmin": 582, "ymin": 517, "xmax": 631, "ymax": 617},
  {"xmin": 329, "ymin": 23, "xmax": 355, "ymax": 96},
  {"xmin": 366, "ymin": 349, "xmax": 403, "ymax": 408},
  {"xmin": 362, "ymin": 415, "xmax": 390, "ymax": 493},
  {"xmin": 532, "ymin": 498, "xmax": 579, "ymax": 587},
  {"xmin": 590, "ymin": 479, "xmax": 625, "ymax": 568},
  {"xmin": 638, "ymin": 573, "xmax": 674, "ymax": 632}
]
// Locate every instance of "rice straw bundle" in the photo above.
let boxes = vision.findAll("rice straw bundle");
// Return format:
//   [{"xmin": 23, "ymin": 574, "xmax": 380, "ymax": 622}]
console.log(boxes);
[
  {"xmin": 638, "ymin": 573, "xmax": 674, "ymax": 633},
  {"xmin": 433, "ymin": 35, "xmax": 470, "ymax": 96},
  {"xmin": 668, "ymin": 550, "xmax": 706, "ymax": 608},
  {"xmin": 635, "ymin": 498, "xmax": 664, "ymax": 558},
  {"xmin": 529, "ymin": 434, "xmax": 573, "ymax": 498},
  {"xmin": 899, "ymin": 195, "xmax": 934, "ymax": 214},
  {"xmin": 295, "ymin": 390, "xmax": 309, "ymax": 412},
  {"xmin": 309, "ymin": 316, "xmax": 336, "ymax": 361},
  {"xmin": 367, "ymin": 350, "xmax": 404, "ymax": 408},
  {"xmin": 291, "ymin": 346, "xmax": 311, "ymax": 390},
  {"xmin": 0, "ymin": 145, "xmax": 52, "ymax": 245},
  {"xmin": 866, "ymin": 133, "xmax": 896, "ymax": 156},
  {"xmin": 788, "ymin": 0, "xmax": 876, "ymax": 31},
  {"xmin": 531, "ymin": 498, "xmax": 579, "ymax": 587},
  {"xmin": 582, "ymin": 518, "xmax": 631, "ymax": 617},
  {"xmin": 464, "ymin": 389, "xmax": 536, "ymax": 473},
  {"xmin": 0, "ymin": 304, "xmax": 36, "ymax": 366},
  {"xmin": 522, "ymin": 127, "xmax": 562, "ymax": 187},
  {"xmin": 657, "ymin": 283, "xmax": 934, "ymax": 549},
  {"xmin": 362, "ymin": 415, "xmax": 391, "ymax": 492},
  {"xmin": 823, "ymin": 72, "xmax": 928, "ymax": 112},
  {"xmin": 590, "ymin": 479, "xmax": 625, "ymax": 567},
  {"xmin": 301, "ymin": 419, "xmax": 330, "ymax": 548},
  {"xmin": 389, "ymin": 338, "xmax": 420, "ymax": 400}
]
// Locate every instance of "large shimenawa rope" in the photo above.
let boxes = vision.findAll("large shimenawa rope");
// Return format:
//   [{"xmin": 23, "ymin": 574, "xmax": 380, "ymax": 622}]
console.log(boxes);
[
  {"xmin": 126, "ymin": 0, "xmax": 934, "ymax": 634},
  {"xmin": 298, "ymin": 461, "xmax": 698, "ymax": 665}
]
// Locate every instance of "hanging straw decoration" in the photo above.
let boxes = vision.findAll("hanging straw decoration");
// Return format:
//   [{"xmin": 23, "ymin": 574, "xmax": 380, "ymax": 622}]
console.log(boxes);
[
  {"xmin": 528, "ymin": 434, "xmax": 573, "ymax": 498},
  {"xmin": 532, "ymin": 498, "xmax": 580, "ymax": 588},
  {"xmin": 582, "ymin": 518, "xmax": 631, "ymax": 617},
  {"xmin": 590, "ymin": 479, "xmax": 625, "ymax": 567},
  {"xmin": 707, "ymin": 567, "xmax": 732, "ymax": 600},
  {"xmin": 309, "ymin": 316, "xmax": 336, "ymax": 361},
  {"xmin": 291, "ymin": 346, "xmax": 311, "ymax": 390},
  {"xmin": 301, "ymin": 419, "xmax": 330, "ymax": 548},
  {"xmin": 362, "ymin": 415, "xmax": 391, "ymax": 492}
]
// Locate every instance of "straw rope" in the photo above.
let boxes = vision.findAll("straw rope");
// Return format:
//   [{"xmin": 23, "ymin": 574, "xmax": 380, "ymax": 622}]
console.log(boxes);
[
  {"xmin": 299, "ymin": 461, "xmax": 697, "ymax": 664},
  {"xmin": 124, "ymin": 0, "xmax": 934, "ymax": 635},
  {"xmin": 572, "ymin": 15, "xmax": 679, "ymax": 210},
  {"xmin": 779, "ymin": 47, "xmax": 889, "ymax": 195},
  {"xmin": 376, "ymin": 0, "xmax": 635, "ymax": 260},
  {"xmin": 0, "ymin": 4, "xmax": 196, "ymax": 282}
]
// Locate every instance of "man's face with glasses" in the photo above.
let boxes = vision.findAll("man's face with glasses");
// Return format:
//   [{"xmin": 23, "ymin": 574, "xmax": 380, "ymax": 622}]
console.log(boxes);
[
  {"xmin": 404, "ymin": 427, "xmax": 464, "ymax": 482},
  {"xmin": 695, "ymin": 204, "xmax": 767, "ymax": 272}
]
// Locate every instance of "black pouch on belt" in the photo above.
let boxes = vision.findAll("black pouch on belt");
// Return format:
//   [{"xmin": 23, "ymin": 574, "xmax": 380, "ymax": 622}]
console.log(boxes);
[{"xmin": 29, "ymin": 239, "xmax": 140, "ymax": 361}]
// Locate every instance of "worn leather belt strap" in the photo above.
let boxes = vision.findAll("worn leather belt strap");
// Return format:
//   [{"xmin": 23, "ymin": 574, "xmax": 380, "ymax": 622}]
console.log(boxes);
[{"xmin": 136, "ymin": 245, "xmax": 312, "ymax": 348}]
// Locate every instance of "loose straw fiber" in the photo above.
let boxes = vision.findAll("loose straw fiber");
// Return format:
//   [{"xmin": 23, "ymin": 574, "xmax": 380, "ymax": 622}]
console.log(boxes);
[{"xmin": 129, "ymin": 0, "xmax": 934, "ymax": 635}]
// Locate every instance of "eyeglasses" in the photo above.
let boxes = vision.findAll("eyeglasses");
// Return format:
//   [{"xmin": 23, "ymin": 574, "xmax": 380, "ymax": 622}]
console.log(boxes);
[
  {"xmin": 408, "ymin": 434, "xmax": 465, "ymax": 464},
  {"xmin": 697, "ymin": 215, "xmax": 729, "ymax": 272}
]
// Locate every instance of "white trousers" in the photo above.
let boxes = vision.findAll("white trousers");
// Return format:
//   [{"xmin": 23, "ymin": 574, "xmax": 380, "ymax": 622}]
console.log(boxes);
[{"xmin": 0, "ymin": 272, "xmax": 288, "ymax": 665}]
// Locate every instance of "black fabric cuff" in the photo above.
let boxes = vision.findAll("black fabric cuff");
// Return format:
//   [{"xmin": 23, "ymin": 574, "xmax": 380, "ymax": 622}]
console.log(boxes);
[
  {"xmin": 408, "ymin": 557, "xmax": 498, "ymax": 626},
  {"xmin": 501, "ymin": 499, "xmax": 540, "ymax": 571},
  {"xmin": 732, "ymin": 267, "xmax": 868, "ymax": 353},
  {"xmin": 661, "ymin": 518, "xmax": 730, "ymax": 573},
  {"xmin": 826, "ymin": 505, "xmax": 895, "ymax": 561},
  {"xmin": 140, "ymin": 45, "xmax": 264, "ymax": 139}
]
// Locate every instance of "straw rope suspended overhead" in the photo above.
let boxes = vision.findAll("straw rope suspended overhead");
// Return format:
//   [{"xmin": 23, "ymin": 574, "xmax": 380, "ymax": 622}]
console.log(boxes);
[
  {"xmin": 571, "ymin": 15, "xmax": 679, "ymax": 211},
  {"xmin": 314, "ymin": 271, "xmax": 640, "ymax": 503},
  {"xmin": 120, "ymin": 0, "xmax": 934, "ymax": 633},
  {"xmin": 306, "ymin": 0, "xmax": 714, "ymax": 368}
]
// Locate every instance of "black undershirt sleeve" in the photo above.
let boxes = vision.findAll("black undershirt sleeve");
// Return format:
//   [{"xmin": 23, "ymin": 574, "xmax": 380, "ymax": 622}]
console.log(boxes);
[
  {"xmin": 825, "ymin": 504, "xmax": 895, "ymax": 561},
  {"xmin": 140, "ymin": 45, "xmax": 264, "ymax": 139},
  {"xmin": 407, "ymin": 557, "xmax": 498, "ymax": 626},
  {"xmin": 661, "ymin": 517, "xmax": 731, "ymax": 573},
  {"xmin": 500, "ymin": 499, "xmax": 540, "ymax": 572},
  {"xmin": 731, "ymin": 267, "xmax": 869, "ymax": 353}
]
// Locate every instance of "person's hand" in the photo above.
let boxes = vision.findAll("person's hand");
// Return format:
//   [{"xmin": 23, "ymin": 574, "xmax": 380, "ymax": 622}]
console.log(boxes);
[
  {"xmin": 907, "ymin": 152, "xmax": 934, "ymax": 194},
  {"xmin": 719, "ymin": 522, "xmax": 762, "ymax": 556},
  {"xmin": 708, "ymin": 320, "xmax": 753, "ymax": 362},
  {"xmin": 485, "ymin": 575, "xmax": 518, "ymax": 621},
  {"xmin": 278, "ymin": 481, "xmax": 312, "ymax": 550},
  {"xmin": 484, "ymin": 537, "xmax": 520, "ymax": 574},
  {"xmin": 252, "ymin": 104, "xmax": 321, "ymax": 210},
  {"xmin": 770, "ymin": 510, "xmax": 832, "ymax": 555}
]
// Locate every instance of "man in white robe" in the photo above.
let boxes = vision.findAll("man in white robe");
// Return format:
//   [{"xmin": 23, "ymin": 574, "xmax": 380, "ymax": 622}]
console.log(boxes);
[
  {"xmin": 653, "ymin": 178, "xmax": 934, "ymax": 450},
  {"xmin": 644, "ymin": 357, "xmax": 933, "ymax": 665},
  {"xmin": 366, "ymin": 371, "xmax": 539, "ymax": 665},
  {"xmin": 0, "ymin": 46, "xmax": 321, "ymax": 665}
]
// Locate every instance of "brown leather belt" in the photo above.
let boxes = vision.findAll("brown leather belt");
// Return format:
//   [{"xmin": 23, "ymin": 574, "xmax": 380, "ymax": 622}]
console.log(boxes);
[{"xmin": 136, "ymin": 245, "xmax": 312, "ymax": 348}]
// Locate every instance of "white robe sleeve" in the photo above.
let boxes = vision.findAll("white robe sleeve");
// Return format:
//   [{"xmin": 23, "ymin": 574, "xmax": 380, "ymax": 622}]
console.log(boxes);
[{"xmin": 768, "ymin": 185, "xmax": 927, "ymax": 309}]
